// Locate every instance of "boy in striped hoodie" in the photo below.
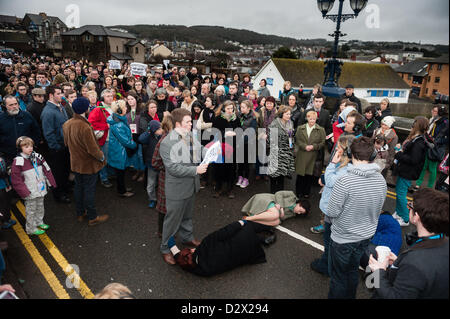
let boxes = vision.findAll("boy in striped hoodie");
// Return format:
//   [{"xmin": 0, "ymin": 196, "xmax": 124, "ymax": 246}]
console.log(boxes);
[{"xmin": 326, "ymin": 136, "xmax": 387, "ymax": 299}]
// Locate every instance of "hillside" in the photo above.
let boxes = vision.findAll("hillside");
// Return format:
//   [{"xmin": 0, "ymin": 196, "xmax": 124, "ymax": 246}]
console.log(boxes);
[{"xmin": 107, "ymin": 24, "xmax": 328, "ymax": 51}]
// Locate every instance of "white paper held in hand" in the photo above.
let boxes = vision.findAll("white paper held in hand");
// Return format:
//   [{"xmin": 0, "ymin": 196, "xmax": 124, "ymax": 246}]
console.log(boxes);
[{"xmin": 201, "ymin": 141, "xmax": 221, "ymax": 165}]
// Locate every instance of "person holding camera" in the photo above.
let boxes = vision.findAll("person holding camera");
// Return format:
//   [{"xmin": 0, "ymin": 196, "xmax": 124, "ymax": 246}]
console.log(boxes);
[{"xmin": 368, "ymin": 188, "xmax": 448, "ymax": 299}]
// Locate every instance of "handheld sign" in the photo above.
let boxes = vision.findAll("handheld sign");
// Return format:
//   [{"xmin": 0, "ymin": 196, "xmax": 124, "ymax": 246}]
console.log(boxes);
[
  {"xmin": 130, "ymin": 62, "xmax": 147, "ymax": 76},
  {"xmin": 201, "ymin": 141, "xmax": 222, "ymax": 165},
  {"xmin": 0, "ymin": 58, "xmax": 12, "ymax": 65},
  {"xmin": 108, "ymin": 60, "xmax": 121, "ymax": 70},
  {"xmin": 163, "ymin": 59, "xmax": 170, "ymax": 69}
]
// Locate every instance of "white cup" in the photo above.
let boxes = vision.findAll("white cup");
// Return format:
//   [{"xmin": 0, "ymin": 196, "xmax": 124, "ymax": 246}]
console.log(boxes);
[{"xmin": 375, "ymin": 246, "xmax": 391, "ymax": 263}]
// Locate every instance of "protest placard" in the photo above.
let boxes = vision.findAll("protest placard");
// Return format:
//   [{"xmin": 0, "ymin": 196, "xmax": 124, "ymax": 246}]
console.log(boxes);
[
  {"xmin": 130, "ymin": 62, "xmax": 147, "ymax": 76},
  {"xmin": 108, "ymin": 60, "xmax": 121, "ymax": 70},
  {"xmin": 0, "ymin": 58, "xmax": 12, "ymax": 65}
]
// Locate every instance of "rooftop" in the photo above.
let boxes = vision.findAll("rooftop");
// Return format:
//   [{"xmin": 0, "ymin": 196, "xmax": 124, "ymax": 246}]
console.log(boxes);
[
  {"xmin": 62, "ymin": 25, "xmax": 136, "ymax": 39},
  {"xmin": 271, "ymin": 58, "xmax": 411, "ymax": 89}
]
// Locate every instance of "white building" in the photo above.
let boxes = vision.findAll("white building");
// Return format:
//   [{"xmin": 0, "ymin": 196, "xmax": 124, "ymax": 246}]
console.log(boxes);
[{"xmin": 252, "ymin": 58, "xmax": 410, "ymax": 103}]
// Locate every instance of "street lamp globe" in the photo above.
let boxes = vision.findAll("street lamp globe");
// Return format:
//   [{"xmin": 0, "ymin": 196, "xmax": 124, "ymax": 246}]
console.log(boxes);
[
  {"xmin": 349, "ymin": 0, "xmax": 368, "ymax": 16},
  {"xmin": 317, "ymin": 0, "xmax": 335, "ymax": 17}
]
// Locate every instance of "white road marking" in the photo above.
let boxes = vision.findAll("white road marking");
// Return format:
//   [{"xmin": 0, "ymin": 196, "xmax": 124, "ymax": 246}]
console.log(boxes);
[{"xmin": 275, "ymin": 225, "xmax": 324, "ymax": 251}]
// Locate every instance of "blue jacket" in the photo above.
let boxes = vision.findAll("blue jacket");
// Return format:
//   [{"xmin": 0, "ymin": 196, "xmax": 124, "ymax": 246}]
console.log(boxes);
[
  {"xmin": 15, "ymin": 92, "xmax": 31, "ymax": 111},
  {"xmin": 371, "ymin": 213, "xmax": 402, "ymax": 255},
  {"xmin": 0, "ymin": 109, "xmax": 41, "ymax": 163},
  {"xmin": 107, "ymin": 113, "xmax": 136, "ymax": 170},
  {"xmin": 319, "ymin": 162, "xmax": 353, "ymax": 217},
  {"xmin": 41, "ymin": 101, "xmax": 68, "ymax": 151}
]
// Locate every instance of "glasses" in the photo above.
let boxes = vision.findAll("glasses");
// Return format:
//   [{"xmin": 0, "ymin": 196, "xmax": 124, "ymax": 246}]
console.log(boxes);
[{"xmin": 407, "ymin": 202, "xmax": 414, "ymax": 211}]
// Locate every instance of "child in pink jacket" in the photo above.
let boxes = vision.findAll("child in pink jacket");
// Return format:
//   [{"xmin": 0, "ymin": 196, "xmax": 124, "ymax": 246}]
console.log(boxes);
[{"xmin": 11, "ymin": 136, "xmax": 56, "ymax": 235}]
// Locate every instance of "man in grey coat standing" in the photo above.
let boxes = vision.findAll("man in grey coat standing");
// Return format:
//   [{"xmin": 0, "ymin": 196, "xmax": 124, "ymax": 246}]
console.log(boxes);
[{"xmin": 159, "ymin": 108, "xmax": 208, "ymax": 265}]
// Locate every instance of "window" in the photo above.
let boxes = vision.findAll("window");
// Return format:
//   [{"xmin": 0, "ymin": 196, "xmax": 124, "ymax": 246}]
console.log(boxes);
[
  {"xmin": 426, "ymin": 88, "xmax": 429, "ymax": 94},
  {"xmin": 71, "ymin": 36, "xmax": 76, "ymax": 41},
  {"xmin": 85, "ymin": 34, "xmax": 90, "ymax": 41},
  {"xmin": 399, "ymin": 91, "xmax": 406, "ymax": 98},
  {"xmin": 116, "ymin": 45, "xmax": 119, "ymax": 52},
  {"xmin": 135, "ymin": 47, "xmax": 139, "ymax": 54},
  {"xmin": 435, "ymin": 77, "xmax": 440, "ymax": 83},
  {"xmin": 407, "ymin": 74, "xmax": 412, "ymax": 80},
  {"xmin": 437, "ymin": 64, "xmax": 443, "ymax": 71},
  {"xmin": 98, "ymin": 36, "xmax": 103, "ymax": 41},
  {"xmin": 432, "ymin": 89, "xmax": 438, "ymax": 95},
  {"xmin": 72, "ymin": 45, "xmax": 76, "ymax": 50}
]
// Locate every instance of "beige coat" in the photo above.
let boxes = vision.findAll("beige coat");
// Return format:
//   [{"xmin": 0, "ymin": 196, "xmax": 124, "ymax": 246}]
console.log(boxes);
[{"xmin": 295, "ymin": 123, "xmax": 326, "ymax": 176}]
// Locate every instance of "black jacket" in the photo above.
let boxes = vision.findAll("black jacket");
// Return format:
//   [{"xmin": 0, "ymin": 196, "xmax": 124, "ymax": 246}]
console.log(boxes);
[
  {"xmin": 395, "ymin": 135, "xmax": 428, "ymax": 180},
  {"xmin": 26, "ymin": 99, "xmax": 46, "ymax": 128},
  {"xmin": 373, "ymin": 237, "xmax": 449, "ymax": 299},
  {"xmin": 188, "ymin": 221, "xmax": 267, "ymax": 277},
  {"xmin": 334, "ymin": 93, "xmax": 362, "ymax": 114},
  {"xmin": 0, "ymin": 109, "xmax": 41, "ymax": 164},
  {"xmin": 375, "ymin": 107, "xmax": 392, "ymax": 123},
  {"xmin": 156, "ymin": 98, "xmax": 174, "ymax": 122},
  {"xmin": 363, "ymin": 118, "xmax": 380, "ymax": 138}
]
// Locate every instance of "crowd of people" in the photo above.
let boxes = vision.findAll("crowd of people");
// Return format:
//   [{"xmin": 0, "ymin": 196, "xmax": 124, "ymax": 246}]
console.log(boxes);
[{"xmin": 0, "ymin": 51, "xmax": 448, "ymax": 299}]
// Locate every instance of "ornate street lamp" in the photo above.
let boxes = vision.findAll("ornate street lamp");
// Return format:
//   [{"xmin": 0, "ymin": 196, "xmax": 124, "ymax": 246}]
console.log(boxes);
[{"xmin": 316, "ymin": 0, "xmax": 368, "ymax": 96}]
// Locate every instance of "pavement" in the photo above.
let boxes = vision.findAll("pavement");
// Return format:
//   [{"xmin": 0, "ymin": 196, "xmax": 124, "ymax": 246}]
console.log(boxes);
[{"xmin": 0, "ymin": 167, "xmax": 420, "ymax": 300}]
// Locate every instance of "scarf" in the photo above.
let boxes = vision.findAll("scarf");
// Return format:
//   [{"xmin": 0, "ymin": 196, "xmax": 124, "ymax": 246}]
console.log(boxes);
[
  {"xmin": 221, "ymin": 112, "xmax": 236, "ymax": 122},
  {"xmin": 263, "ymin": 107, "xmax": 277, "ymax": 128}
]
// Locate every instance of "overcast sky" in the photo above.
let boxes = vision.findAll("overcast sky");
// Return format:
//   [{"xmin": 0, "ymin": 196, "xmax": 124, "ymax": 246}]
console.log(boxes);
[{"xmin": 1, "ymin": 0, "xmax": 448, "ymax": 45}]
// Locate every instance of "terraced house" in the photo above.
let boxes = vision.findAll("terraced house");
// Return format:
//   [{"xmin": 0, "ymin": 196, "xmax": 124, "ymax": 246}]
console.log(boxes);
[{"xmin": 61, "ymin": 25, "xmax": 145, "ymax": 64}]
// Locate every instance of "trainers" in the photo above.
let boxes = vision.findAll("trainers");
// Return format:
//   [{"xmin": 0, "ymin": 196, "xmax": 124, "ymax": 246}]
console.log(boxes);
[
  {"xmin": 88, "ymin": 215, "xmax": 109, "ymax": 226},
  {"xmin": 236, "ymin": 176, "xmax": 243, "ymax": 186},
  {"xmin": 119, "ymin": 191, "xmax": 135, "ymax": 198},
  {"xmin": 310, "ymin": 224, "xmax": 324, "ymax": 234},
  {"xmin": 1, "ymin": 219, "xmax": 16, "ymax": 229},
  {"xmin": 240, "ymin": 178, "xmax": 249, "ymax": 188},
  {"xmin": 392, "ymin": 212, "xmax": 410, "ymax": 227},
  {"xmin": 101, "ymin": 180, "xmax": 113, "ymax": 188},
  {"xmin": 38, "ymin": 224, "xmax": 50, "ymax": 230},
  {"xmin": 148, "ymin": 200, "xmax": 156, "ymax": 208},
  {"xmin": 30, "ymin": 229, "xmax": 45, "ymax": 236}
]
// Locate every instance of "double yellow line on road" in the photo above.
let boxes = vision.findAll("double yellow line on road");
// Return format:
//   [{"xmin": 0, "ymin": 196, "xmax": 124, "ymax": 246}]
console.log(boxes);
[{"xmin": 10, "ymin": 201, "xmax": 94, "ymax": 299}]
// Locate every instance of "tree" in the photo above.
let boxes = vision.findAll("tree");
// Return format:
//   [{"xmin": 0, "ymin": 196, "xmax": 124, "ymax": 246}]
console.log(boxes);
[{"xmin": 272, "ymin": 47, "xmax": 297, "ymax": 59}]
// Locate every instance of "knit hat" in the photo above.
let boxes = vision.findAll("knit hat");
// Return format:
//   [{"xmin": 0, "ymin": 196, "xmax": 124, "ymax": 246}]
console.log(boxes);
[
  {"xmin": 381, "ymin": 116, "xmax": 395, "ymax": 128},
  {"xmin": 52, "ymin": 74, "xmax": 67, "ymax": 86},
  {"xmin": 265, "ymin": 96, "xmax": 276, "ymax": 104},
  {"xmin": 148, "ymin": 120, "xmax": 161, "ymax": 133},
  {"xmin": 72, "ymin": 97, "xmax": 90, "ymax": 114}
]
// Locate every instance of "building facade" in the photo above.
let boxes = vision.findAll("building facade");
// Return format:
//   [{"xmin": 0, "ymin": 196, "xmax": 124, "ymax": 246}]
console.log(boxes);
[
  {"xmin": 62, "ymin": 25, "xmax": 144, "ymax": 63},
  {"xmin": 253, "ymin": 58, "xmax": 411, "ymax": 104}
]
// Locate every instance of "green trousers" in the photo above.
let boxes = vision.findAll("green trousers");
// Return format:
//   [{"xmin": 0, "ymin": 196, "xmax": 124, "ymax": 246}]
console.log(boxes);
[{"xmin": 416, "ymin": 156, "xmax": 438, "ymax": 188}]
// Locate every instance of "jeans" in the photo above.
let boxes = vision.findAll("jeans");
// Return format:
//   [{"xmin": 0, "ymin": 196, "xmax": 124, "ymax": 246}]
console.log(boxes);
[
  {"xmin": 314, "ymin": 222, "xmax": 332, "ymax": 274},
  {"xmin": 328, "ymin": 238, "xmax": 370, "ymax": 299},
  {"xmin": 99, "ymin": 142, "xmax": 114, "ymax": 182},
  {"xmin": 74, "ymin": 172, "xmax": 98, "ymax": 221},
  {"xmin": 395, "ymin": 176, "xmax": 411, "ymax": 222}
]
